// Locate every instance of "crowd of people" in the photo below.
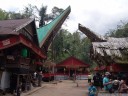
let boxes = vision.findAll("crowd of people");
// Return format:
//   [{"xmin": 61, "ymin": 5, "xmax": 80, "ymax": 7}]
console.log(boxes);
[{"xmin": 88, "ymin": 72, "xmax": 128, "ymax": 96}]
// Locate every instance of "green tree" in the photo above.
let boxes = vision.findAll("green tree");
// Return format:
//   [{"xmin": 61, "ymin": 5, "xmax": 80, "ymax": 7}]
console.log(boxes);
[
  {"xmin": 48, "ymin": 29, "xmax": 71, "ymax": 62},
  {"xmin": 0, "ymin": 8, "xmax": 9, "ymax": 20},
  {"xmin": 22, "ymin": 4, "xmax": 36, "ymax": 18},
  {"xmin": 22, "ymin": 4, "xmax": 64, "ymax": 27},
  {"xmin": 8, "ymin": 12, "xmax": 25, "ymax": 19},
  {"xmin": 105, "ymin": 21, "xmax": 128, "ymax": 37},
  {"xmin": 48, "ymin": 29, "xmax": 93, "ymax": 65},
  {"xmin": 39, "ymin": 5, "xmax": 47, "ymax": 27}
]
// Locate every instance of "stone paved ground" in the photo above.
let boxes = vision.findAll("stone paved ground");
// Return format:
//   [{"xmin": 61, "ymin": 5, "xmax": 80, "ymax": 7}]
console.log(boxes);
[{"xmin": 23, "ymin": 80, "xmax": 89, "ymax": 96}]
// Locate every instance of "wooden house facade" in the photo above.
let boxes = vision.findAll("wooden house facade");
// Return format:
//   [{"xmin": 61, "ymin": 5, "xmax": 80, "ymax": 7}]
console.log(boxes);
[
  {"xmin": 36, "ymin": 6, "xmax": 71, "ymax": 81},
  {"xmin": 0, "ymin": 6, "xmax": 71, "ymax": 94},
  {"xmin": 0, "ymin": 18, "xmax": 46, "ymax": 94}
]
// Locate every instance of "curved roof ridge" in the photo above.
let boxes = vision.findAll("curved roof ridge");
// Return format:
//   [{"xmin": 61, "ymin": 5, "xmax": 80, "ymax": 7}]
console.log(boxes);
[
  {"xmin": 78, "ymin": 24, "xmax": 106, "ymax": 42},
  {"xmin": 37, "ymin": 6, "xmax": 71, "ymax": 48}
]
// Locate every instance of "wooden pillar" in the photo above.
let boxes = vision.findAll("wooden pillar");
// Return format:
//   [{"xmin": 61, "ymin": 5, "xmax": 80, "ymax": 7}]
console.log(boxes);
[
  {"xmin": 63, "ymin": 68, "xmax": 64, "ymax": 74},
  {"xmin": 68, "ymin": 68, "xmax": 70, "ymax": 79},
  {"xmin": 75, "ymin": 68, "xmax": 76, "ymax": 80},
  {"xmin": 16, "ymin": 74, "xmax": 20, "ymax": 96},
  {"xmin": 17, "ymin": 75, "xmax": 19, "ymax": 89}
]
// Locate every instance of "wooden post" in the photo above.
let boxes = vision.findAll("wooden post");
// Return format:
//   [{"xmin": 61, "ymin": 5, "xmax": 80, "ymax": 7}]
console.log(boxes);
[
  {"xmin": 17, "ymin": 74, "xmax": 19, "ymax": 89},
  {"xmin": 69, "ymin": 68, "xmax": 70, "ymax": 79},
  {"xmin": 75, "ymin": 68, "xmax": 76, "ymax": 80},
  {"xmin": 16, "ymin": 74, "xmax": 20, "ymax": 96}
]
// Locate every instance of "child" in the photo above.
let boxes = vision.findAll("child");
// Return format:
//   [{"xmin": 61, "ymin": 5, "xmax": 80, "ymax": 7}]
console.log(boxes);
[{"xmin": 88, "ymin": 82, "xmax": 97, "ymax": 96}]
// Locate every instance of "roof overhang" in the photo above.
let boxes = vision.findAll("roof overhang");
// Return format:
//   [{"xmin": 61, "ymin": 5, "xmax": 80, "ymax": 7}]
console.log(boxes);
[
  {"xmin": 0, "ymin": 34, "xmax": 46, "ymax": 59},
  {"xmin": 56, "ymin": 56, "xmax": 89, "ymax": 68}
]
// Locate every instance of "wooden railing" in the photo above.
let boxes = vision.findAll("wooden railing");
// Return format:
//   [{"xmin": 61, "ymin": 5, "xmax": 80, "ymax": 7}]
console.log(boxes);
[{"xmin": 6, "ymin": 56, "xmax": 30, "ymax": 69}]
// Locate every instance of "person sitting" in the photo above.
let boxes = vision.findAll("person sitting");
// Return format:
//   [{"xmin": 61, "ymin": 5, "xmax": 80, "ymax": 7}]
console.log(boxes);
[
  {"xmin": 118, "ymin": 76, "xmax": 128, "ymax": 93},
  {"xmin": 88, "ymin": 82, "xmax": 97, "ymax": 96},
  {"xmin": 112, "ymin": 79, "xmax": 120, "ymax": 92}
]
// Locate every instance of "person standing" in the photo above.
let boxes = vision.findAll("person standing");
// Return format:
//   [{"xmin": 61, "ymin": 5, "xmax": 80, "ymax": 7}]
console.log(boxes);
[
  {"xmin": 103, "ymin": 72, "xmax": 112, "ymax": 92},
  {"xmin": 88, "ymin": 74, "xmax": 92, "ymax": 83},
  {"xmin": 93, "ymin": 73, "xmax": 100, "ymax": 90},
  {"xmin": 99, "ymin": 74, "xmax": 104, "ymax": 90},
  {"xmin": 38, "ymin": 71, "xmax": 42, "ymax": 87}
]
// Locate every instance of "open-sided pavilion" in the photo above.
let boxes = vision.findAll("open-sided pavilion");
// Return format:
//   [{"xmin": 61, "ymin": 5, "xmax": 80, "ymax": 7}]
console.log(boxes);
[{"xmin": 56, "ymin": 56, "xmax": 89, "ymax": 80}]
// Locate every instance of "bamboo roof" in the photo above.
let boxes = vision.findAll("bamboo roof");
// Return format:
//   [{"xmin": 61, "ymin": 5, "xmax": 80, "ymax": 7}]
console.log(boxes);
[
  {"xmin": 78, "ymin": 24, "xmax": 128, "ymax": 64},
  {"xmin": 92, "ymin": 37, "xmax": 128, "ymax": 57}
]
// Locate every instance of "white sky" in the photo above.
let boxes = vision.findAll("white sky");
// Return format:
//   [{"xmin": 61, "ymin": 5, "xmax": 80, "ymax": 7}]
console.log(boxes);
[{"xmin": 1, "ymin": 0, "xmax": 128, "ymax": 35}]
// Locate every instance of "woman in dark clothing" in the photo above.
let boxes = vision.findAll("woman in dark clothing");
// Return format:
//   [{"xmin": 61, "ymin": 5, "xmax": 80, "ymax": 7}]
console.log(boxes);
[{"xmin": 93, "ymin": 73, "xmax": 100, "ymax": 90}]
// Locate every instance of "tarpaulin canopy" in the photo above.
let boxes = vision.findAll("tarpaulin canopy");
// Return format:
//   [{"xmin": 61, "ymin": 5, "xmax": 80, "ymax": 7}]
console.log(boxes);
[
  {"xmin": 94, "ymin": 64, "xmax": 128, "ymax": 72},
  {"xmin": 106, "ymin": 64, "xmax": 124, "ymax": 72},
  {"xmin": 56, "ymin": 56, "xmax": 89, "ymax": 68},
  {"xmin": 94, "ymin": 65, "xmax": 106, "ymax": 71},
  {"xmin": 94, "ymin": 66, "xmax": 100, "ymax": 71}
]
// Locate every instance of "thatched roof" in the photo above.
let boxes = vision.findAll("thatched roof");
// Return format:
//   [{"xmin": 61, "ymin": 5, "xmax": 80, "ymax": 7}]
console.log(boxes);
[
  {"xmin": 92, "ymin": 37, "xmax": 128, "ymax": 57},
  {"xmin": 78, "ymin": 24, "xmax": 128, "ymax": 65}
]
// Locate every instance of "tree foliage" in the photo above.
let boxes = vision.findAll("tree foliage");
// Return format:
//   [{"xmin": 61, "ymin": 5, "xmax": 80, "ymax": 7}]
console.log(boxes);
[
  {"xmin": 105, "ymin": 22, "xmax": 128, "ymax": 37},
  {"xmin": 48, "ymin": 29, "xmax": 92, "ymax": 65},
  {"xmin": 39, "ymin": 5, "xmax": 47, "ymax": 27},
  {"xmin": 0, "ymin": 8, "xmax": 9, "ymax": 20}
]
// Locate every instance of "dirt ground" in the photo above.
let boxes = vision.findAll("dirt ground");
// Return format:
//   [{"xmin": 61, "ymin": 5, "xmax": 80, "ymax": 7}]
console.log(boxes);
[
  {"xmin": 23, "ymin": 80, "xmax": 89, "ymax": 96},
  {"xmin": 5, "ymin": 80, "xmax": 124, "ymax": 96}
]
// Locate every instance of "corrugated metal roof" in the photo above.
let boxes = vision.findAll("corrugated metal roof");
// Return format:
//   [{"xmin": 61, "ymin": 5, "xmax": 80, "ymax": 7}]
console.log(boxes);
[{"xmin": 0, "ymin": 18, "xmax": 34, "ymax": 35}]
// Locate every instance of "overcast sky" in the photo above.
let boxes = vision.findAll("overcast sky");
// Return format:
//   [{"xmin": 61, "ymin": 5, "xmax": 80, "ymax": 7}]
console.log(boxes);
[{"xmin": 1, "ymin": 0, "xmax": 128, "ymax": 35}]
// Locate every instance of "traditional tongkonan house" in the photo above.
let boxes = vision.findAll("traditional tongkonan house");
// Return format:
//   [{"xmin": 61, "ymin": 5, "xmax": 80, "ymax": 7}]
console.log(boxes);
[
  {"xmin": 36, "ymin": 6, "xmax": 71, "ymax": 81},
  {"xmin": 56, "ymin": 56, "xmax": 89, "ymax": 80},
  {"xmin": 0, "ymin": 6, "xmax": 71, "ymax": 94},
  {"xmin": 0, "ymin": 18, "xmax": 46, "ymax": 94},
  {"xmin": 78, "ymin": 24, "xmax": 128, "ymax": 74}
]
